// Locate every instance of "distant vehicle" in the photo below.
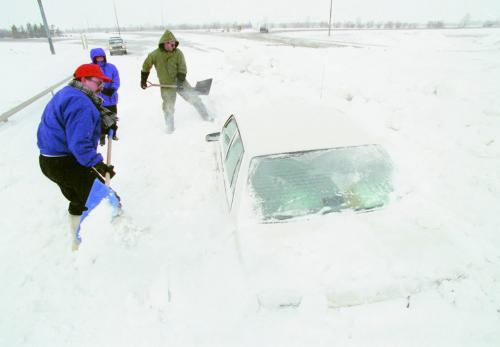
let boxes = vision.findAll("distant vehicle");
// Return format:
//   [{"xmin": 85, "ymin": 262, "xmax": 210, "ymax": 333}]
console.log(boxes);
[
  {"xmin": 259, "ymin": 26, "xmax": 269, "ymax": 33},
  {"xmin": 205, "ymin": 101, "xmax": 397, "ymax": 308},
  {"xmin": 108, "ymin": 36, "xmax": 127, "ymax": 55}
]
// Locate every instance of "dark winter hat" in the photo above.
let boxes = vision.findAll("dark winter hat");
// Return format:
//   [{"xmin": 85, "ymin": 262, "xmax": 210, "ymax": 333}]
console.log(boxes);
[{"xmin": 73, "ymin": 64, "xmax": 112, "ymax": 82}]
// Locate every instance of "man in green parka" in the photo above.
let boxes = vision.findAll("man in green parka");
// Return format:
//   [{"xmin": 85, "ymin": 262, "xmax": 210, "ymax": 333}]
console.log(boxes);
[{"xmin": 140, "ymin": 30, "xmax": 212, "ymax": 133}]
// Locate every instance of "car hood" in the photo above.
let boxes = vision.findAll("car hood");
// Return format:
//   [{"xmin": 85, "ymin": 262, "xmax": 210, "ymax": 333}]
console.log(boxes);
[{"xmin": 235, "ymin": 202, "xmax": 469, "ymax": 308}]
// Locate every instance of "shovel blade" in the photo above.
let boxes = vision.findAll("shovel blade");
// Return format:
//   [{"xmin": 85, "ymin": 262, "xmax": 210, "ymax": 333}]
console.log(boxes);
[
  {"xmin": 195, "ymin": 78, "xmax": 212, "ymax": 95},
  {"xmin": 76, "ymin": 179, "xmax": 121, "ymax": 242}
]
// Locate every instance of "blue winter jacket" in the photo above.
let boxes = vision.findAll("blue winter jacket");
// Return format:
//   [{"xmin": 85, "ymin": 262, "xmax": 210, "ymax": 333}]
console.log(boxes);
[
  {"xmin": 90, "ymin": 48, "xmax": 120, "ymax": 107},
  {"xmin": 37, "ymin": 85, "xmax": 103, "ymax": 167}
]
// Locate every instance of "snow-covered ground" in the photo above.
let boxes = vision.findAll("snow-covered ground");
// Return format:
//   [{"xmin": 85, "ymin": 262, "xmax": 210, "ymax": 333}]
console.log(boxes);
[{"xmin": 1, "ymin": 28, "xmax": 500, "ymax": 346}]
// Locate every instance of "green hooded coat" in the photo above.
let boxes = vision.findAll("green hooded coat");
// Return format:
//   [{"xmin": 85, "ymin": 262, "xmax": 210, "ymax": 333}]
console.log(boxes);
[{"xmin": 142, "ymin": 30, "xmax": 187, "ymax": 84}]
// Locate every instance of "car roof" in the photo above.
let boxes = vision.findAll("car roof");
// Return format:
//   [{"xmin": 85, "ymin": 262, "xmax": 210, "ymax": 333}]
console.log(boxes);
[{"xmin": 231, "ymin": 100, "xmax": 378, "ymax": 157}]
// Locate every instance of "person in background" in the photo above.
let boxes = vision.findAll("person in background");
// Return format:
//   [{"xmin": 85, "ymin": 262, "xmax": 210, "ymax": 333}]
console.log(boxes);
[
  {"xmin": 37, "ymin": 64, "xmax": 117, "ymax": 218},
  {"xmin": 140, "ymin": 29, "xmax": 212, "ymax": 133},
  {"xmin": 91, "ymin": 47, "xmax": 120, "ymax": 141}
]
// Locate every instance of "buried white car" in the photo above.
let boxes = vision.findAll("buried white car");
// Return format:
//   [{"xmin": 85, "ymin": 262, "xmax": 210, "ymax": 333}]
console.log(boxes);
[{"xmin": 206, "ymin": 102, "xmax": 467, "ymax": 309}]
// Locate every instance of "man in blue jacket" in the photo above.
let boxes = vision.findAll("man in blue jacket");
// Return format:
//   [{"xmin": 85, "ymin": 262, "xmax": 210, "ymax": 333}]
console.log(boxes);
[
  {"xmin": 37, "ymin": 64, "xmax": 117, "ymax": 216},
  {"xmin": 90, "ymin": 47, "xmax": 120, "ymax": 141}
]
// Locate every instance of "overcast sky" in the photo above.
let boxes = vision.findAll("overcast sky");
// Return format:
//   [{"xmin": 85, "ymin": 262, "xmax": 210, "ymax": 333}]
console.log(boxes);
[{"xmin": 1, "ymin": 0, "xmax": 499, "ymax": 30}]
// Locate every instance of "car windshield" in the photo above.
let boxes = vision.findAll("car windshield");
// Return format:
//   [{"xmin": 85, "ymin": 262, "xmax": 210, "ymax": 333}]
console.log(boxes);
[{"xmin": 248, "ymin": 144, "xmax": 393, "ymax": 221}]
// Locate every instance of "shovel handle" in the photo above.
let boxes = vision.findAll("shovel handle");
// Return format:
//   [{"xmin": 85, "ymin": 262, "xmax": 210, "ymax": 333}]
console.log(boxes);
[
  {"xmin": 146, "ymin": 81, "xmax": 177, "ymax": 88},
  {"xmin": 105, "ymin": 129, "xmax": 114, "ymax": 186}
]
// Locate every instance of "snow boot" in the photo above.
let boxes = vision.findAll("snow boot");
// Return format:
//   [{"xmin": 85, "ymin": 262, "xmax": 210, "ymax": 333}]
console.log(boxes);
[
  {"xmin": 164, "ymin": 112, "xmax": 174, "ymax": 133},
  {"xmin": 68, "ymin": 214, "xmax": 81, "ymax": 251}
]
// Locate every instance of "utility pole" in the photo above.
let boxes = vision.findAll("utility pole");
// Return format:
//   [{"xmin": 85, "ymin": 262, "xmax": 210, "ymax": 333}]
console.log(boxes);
[
  {"xmin": 113, "ymin": 1, "xmax": 121, "ymax": 36},
  {"xmin": 328, "ymin": 0, "xmax": 333, "ymax": 36},
  {"xmin": 36, "ymin": 0, "xmax": 55, "ymax": 54}
]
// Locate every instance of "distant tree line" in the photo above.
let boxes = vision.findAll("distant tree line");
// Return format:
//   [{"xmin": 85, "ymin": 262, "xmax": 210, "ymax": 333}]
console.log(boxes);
[
  {"xmin": 64, "ymin": 22, "xmax": 254, "ymax": 33},
  {"xmin": 0, "ymin": 29, "xmax": 10, "ymax": 38},
  {"xmin": 6, "ymin": 23, "xmax": 62, "ymax": 39},
  {"xmin": 44, "ymin": 17, "xmax": 500, "ymax": 35},
  {"xmin": 268, "ymin": 19, "xmax": 499, "ymax": 30},
  {"xmin": 482, "ymin": 20, "xmax": 500, "ymax": 28},
  {"xmin": 426, "ymin": 21, "xmax": 445, "ymax": 29}
]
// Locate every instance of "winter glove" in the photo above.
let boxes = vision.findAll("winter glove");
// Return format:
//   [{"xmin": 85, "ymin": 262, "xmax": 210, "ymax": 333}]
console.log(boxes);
[
  {"xmin": 176, "ymin": 81, "xmax": 184, "ymax": 91},
  {"xmin": 101, "ymin": 109, "xmax": 119, "ymax": 133},
  {"xmin": 99, "ymin": 128, "xmax": 119, "ymax": 146},
  {"xmin": 93, "ymin": 162, "xmax": 116, "ymax": 180},
  {"xmin": 176, "ymin": 73, "xmax": 186, "ymax": 91},
  {"xmin": 99, "ymin": 109, "xmax": 119, "ymax": 145},
  {"xmin": 101, "ymin": 87, "xmax": 115, "ymax": 96},
  {"xmin": 141, "ymin": 71, "xmax": 149, "ymax": 89}
]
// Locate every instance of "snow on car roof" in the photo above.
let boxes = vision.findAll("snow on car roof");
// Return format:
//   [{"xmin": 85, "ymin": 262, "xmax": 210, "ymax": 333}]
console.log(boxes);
[{"xmin": 231, "ymin": 100, "xmax": 378, "ymax": 157}]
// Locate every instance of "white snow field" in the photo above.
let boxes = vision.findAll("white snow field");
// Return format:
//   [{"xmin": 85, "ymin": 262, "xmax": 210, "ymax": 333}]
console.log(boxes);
[{"xmin": 1, "ymin": 28, "xmax": 500, "ymax": 346}]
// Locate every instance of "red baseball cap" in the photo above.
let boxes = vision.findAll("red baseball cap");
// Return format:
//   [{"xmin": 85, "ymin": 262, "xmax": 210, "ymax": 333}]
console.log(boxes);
[{"xmin": 73, "ymin": 64, "xmax": 112, "ymax": 83}]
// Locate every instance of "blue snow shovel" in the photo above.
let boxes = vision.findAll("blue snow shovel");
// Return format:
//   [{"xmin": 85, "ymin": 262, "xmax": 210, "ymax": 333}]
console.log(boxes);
[{"xmin": 76, "ymin": 129, "xmax": 121, "ymax": 242}]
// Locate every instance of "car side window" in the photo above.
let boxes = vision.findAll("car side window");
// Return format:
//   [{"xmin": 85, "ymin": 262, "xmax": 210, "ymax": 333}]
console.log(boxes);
[
  {"xmin": 223, "ymin": 124, "xmax": 244, "ymax": 206},
  {"xmin": 221, "ymin": 117, "xmax": 237, "ymax": 158}
]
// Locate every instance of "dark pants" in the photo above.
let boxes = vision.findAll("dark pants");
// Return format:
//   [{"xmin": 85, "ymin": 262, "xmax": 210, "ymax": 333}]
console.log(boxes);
[{"xmin": 39, "ymin": 155, "xmax": 97, "ymax": 215}]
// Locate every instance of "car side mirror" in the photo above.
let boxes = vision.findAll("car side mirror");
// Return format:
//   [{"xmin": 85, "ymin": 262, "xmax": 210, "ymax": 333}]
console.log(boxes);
[{"xmin": 205, "ymin": 132, "xmax": 221, "ymax": 142}]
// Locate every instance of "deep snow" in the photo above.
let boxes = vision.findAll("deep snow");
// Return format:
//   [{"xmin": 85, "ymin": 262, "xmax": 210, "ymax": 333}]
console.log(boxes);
[{"xmin": 1, "ymin": 28, "xmax": 500, "ymax": 346}]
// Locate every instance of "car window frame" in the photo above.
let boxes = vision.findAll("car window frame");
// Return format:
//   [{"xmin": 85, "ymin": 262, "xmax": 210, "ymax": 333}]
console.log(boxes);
[
  {"xmin": 220, "ymin": 116, "xmax": 244, "ymax": 208},
  {"xmin": 221, "ymin": 116, "xmax": 238, "ymax": 158}
]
